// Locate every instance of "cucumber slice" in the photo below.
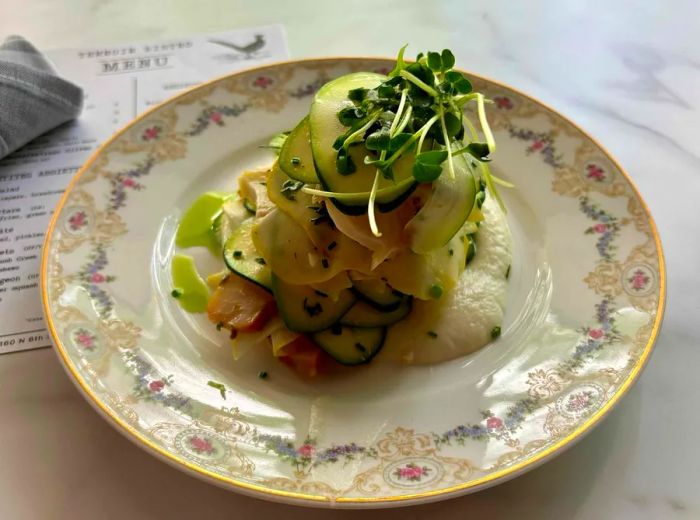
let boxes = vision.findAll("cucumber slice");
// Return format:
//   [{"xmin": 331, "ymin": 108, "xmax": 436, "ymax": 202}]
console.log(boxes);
[
  {"xmin": 352, "ymin": 278, "xmax": 405, "ymax": 311},
  {"xmin": 312, "ymin": 325, "xmax": 386, "ymax": 365},
  {"xmin": 272, "ymin": 274, "xmax": 356, "ymax": 333},
  {"xmin": 309, "ymin": 72, "xmax": 417, "ymax": 214},
  {"xmin": 406, "ymin": 153, "xmax": 478, "ymax": 254},
  {"xmin": 340, "ymin": 298, "xmax": 412, "ymax": 328},
  {"xmin": 223, "ymin": 219, "xmax": 272, "ymax": 290},
  {"xmin": 279, "ymin": 117, "xmax": 319, "ymax": 183}
]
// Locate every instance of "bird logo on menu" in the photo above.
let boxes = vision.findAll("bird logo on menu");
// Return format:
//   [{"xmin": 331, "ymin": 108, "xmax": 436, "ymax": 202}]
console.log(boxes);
[{"xmin": 208, "ymin": 34, "xmax": 267, "ymax": 61}]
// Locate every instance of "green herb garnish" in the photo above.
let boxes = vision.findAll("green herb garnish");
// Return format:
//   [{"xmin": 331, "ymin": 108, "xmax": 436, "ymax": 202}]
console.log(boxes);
[
  {"xmin": 491, "ymin": 326, "xmax": 501, "ymax": 339},
  {"xmin": 216, "ymin": 322, "xmax": 224, "ymax": 331},
  {"xmin": 171, "ymin": 288, "xmax": 183, "ymax": 298},
  {"xmin": 327, "ymin": 241, "xmax": 337, "ymax": 251},
  {"xmin": 427, "ymin": 330, "xmax": 438, "ymax": 338},
  {"xmin": 302, "ymin": 46, "xmax": 505, "ymax": 237},
  {"xmin": 233, "ymin": 250, "xmax": 243, "ymax": 259},
  {"xmin": 505, "ymin": 265, "xmax": 511, "ymax": 279},
  {"xmin": 314, "ymin": 290, "xmax": 328, "ymax": 298},
  {"xmin": 281, "ymin": 179, "xmax": 304, "ymax": 200},
  {"xmin": 321, "ymin": 258, "xmax": 329, "ymax": 269},
  {"xmin": 258, "ymin": 371, "xmax": 268, "ymax": 380},
  {"xmin": 290, "ymin": 156, "xmax": 302, "ymax": 166},
  {"xmin": 254, "ymin": 257, "xmax": 266, "ymax": 265},
  {"xmin": 207, "ymin": 380, "xmax": 227, "ymax": 399},
  {"xmin": 429, "ymin": 283, "xmax": 443, "ymax": 299}
]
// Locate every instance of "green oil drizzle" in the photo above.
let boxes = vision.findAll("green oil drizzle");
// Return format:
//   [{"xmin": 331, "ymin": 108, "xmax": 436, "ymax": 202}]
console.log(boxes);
[
  {"xmin": 171, "ymin": 254, "xmax": 209, "ymax": 313},
  {"xmin": 175, "ymin": 192, "xmax": 229, "ymax": 254}
]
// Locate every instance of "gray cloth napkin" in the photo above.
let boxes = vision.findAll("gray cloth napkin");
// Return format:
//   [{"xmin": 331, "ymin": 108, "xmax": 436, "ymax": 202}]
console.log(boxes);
[{"xmin": 0, "ymin": 35, "xmax": 83, "ymax": 160}]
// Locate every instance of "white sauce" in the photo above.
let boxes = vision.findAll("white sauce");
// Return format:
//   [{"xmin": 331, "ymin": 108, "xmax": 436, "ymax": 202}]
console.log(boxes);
[{"xmin": 384, "ymin": 194, "xmax": 512, "ymax": 364}]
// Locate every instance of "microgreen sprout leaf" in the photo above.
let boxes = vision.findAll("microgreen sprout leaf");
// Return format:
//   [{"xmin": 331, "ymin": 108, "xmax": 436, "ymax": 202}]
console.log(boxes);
[
  {"xmin": 388, "ymin": 44, "xmax": 409, "ymax": 77},
  {"xmin": 365, "ymin": 128, "xmax": 391, "ymax": 151},
  {"xmin": 336, "ymin": 148, "xmax": 356, "ymax": 175},
  {"xmin": 453, "ymin": 142, "xmax": 491, "ymax": 161},
  {"xmin": 412, "ymin": 163, "xmax": 442, "ymax": 183},
  {"xmin": 426, "ymin": 51, "xmax": 442, "ymax": 71},
  {"xmin": 441, "ymin": 49, "xmax": 455, "ymax": 70},
  {"xmin": 413, "ymin": 150, "xmax": 448, "ymax": 182},
  {"xmin": 388, "ymin": 132, "xmax": 413, "ymax": 152},
  {"xmin": 443, "ymin": 111, "xmax": 462, "ymax": 137},
  {"xmin": 348, "ymin": 87, "xmax": 368, "ymax": 103},
  {"xmin": 454, "ymin": 77, "xmax": 473, "ymax": 94},
  {"xmin": 337, "ymin": 106, "xmax": 366, "ymax": 126}
]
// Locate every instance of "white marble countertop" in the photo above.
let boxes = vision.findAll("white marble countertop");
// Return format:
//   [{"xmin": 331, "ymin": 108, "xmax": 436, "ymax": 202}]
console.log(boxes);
[{"xmin": 1, "ymin": 1, "xmax": 697, "ymax": 518}]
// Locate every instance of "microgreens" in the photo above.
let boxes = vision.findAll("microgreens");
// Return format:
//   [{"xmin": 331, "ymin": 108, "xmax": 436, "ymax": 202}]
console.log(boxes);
[
  {"xmin": 293, "ymin": 47, "xmax": 509, "ymax": 237},
  {"xmin": 324, "ymin": 46, "xmax": 505, "ymax": 235}
]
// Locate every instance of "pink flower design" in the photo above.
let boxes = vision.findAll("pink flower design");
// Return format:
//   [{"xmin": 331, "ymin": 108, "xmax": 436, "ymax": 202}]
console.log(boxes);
[
  {"xmin": 76, "ymin": 333, "xmax": 94, "ymax": 348},
  {"xmin": 494, "ymin": 96, "xmax": 513, "ymax": 110},
  {"xmin": 531, "ymin": 140, "xmax": 545, "ymax": 151},
  {"xmin": 486, "ymin": 416, "xmax": 503, "ymax": 429},
  {"xmin": 593, "ymin": 223, "xmax": 607, "ymax": 233},
  {"xmin": 298, "ymin": 444, "xmax": 315, "ymax": 458},
  {"xmin": 122, "ymin": 177, "xmax": 136, "ymax": 187},
  {"xmin": 253, "ymin": 75, "xmax": 273, "ymax": 89},
  {"xmin": 189, "ymin": 435, "xmax": 215, "ymax": 455},
  {"xmin": 209, "ymin": 111, "xmax": 223, "ymax": 124},
  {"xmin": 142, "ymin": 126, "xmax": 161, "ymax": 141},
  {"xmin": 90, "ymin": 272, "xmax": 105, "ymax": 283},
  {"xmin": 589, "ymin": 328, "xmax": 604, "ymax": 340},
  {"xmin": 394, "ymin": 462, "xmax": 431, "ymax": 481},
  {"xmin": 149, "ymin": 380, "xmax": 165, "ymax": 392},
  {"xmin": 586, "ymin": 164, "xmax": 606, "ymax": 181},
  {"xmin": 565, "ymin": 391, "xmax": 593, "ymax": 412},
  {"xmin": 68, "ymin": 211, "xmax": 87, "ymax": 231},
  {"xmin": 628, "ymin": 269, "xmax": 650, "ymax": 291}
]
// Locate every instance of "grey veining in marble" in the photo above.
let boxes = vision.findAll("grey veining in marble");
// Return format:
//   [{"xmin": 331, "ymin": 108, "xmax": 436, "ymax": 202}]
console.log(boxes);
[{"xmin": 1, "ymin": 0, "xmax": 697, "ymax": 518}]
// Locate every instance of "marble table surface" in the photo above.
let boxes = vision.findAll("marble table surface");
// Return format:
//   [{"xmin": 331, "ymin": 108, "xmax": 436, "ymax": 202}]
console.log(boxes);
[{"xmin": 1, "ymin": 1, "xmax": 697, "ymax": 518}]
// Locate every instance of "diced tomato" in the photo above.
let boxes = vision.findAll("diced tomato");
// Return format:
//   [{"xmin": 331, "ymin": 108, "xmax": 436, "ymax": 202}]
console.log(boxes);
[
  {"xmin": 207, "ymin": 274, "xmax": 276, "ymax": 332},
  {"xmin": 278, "ymin": 335, "xmax": 327, "ymax": 377}
]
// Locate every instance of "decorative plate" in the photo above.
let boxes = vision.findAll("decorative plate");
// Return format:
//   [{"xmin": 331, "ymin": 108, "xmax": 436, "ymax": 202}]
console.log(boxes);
[{"xmin": 41, "ymin": 58, "xmax": 665, "ymax": 508}]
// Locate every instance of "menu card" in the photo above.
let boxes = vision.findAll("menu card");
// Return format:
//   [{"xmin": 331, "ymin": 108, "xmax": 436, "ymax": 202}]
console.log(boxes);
[{"xmin": 0, "ymin": 25, "xmax": 288, "ymax": 354}]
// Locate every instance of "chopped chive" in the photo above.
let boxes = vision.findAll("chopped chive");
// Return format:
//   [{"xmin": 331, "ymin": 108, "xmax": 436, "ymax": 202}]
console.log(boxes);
[
  {"xmin": 427, "ymin": 330, "xmax": 438, "ymax": 338},
  {"xmin": 327, "ymin": 241, "xmax": 337, "ymax": 251},
  {"xmin": 303, "ymin": 297, "xmax": 323, "ymax": 317},
  {"xmin": 171, "ymin": 288, "xmax": 183, "ymax": 298},
  {"xmin": 505, "ymin": 265, "xmax": 511, "ymax": 279},
  {"xmin": 429, "ymin": 284, "xmax": 443, "ymax": 299},
  {"xmin": 321, "ymin": 258, "xmax": 329, "ymax": 268},
  {"xmin": 254, "ymin": 257, "xmax": 266, "ymax": 265},
  {"xmin": 448, "ymin": 249, "xmax": 454, "ymax": 256},
  {"xmin": 491, "ymin": 326, "xmax": 501, "ymax": 339},
  {"xmin": 207, "ymin": 380, "xmax": 227, "ymax": 399},
  {"xmin": 233, "ymin": 250, "xmax": 243, "ymax": 259},
  {"xmin": 355, "ymin": 342, "xmax": 367, "ymax": 353},
  {"xmin": 258, "ymin": 371, "xmax": 268, "ymax": 380},
  {"xmin": 291, "ymin": 156, "xmax": 301, "ymax": 166},
  {"xmin": 314, "ymin": 290, "xmax": 328, "ymax": 298},
  {"xmin": 216, "ymin": 322, "xmax": 224, "ymax": 331}
]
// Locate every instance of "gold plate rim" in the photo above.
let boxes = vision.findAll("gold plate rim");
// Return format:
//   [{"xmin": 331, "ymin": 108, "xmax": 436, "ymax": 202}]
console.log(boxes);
[{"xmin": 40, "ymin": 56, "xmax": 666, "ymax": 508}]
